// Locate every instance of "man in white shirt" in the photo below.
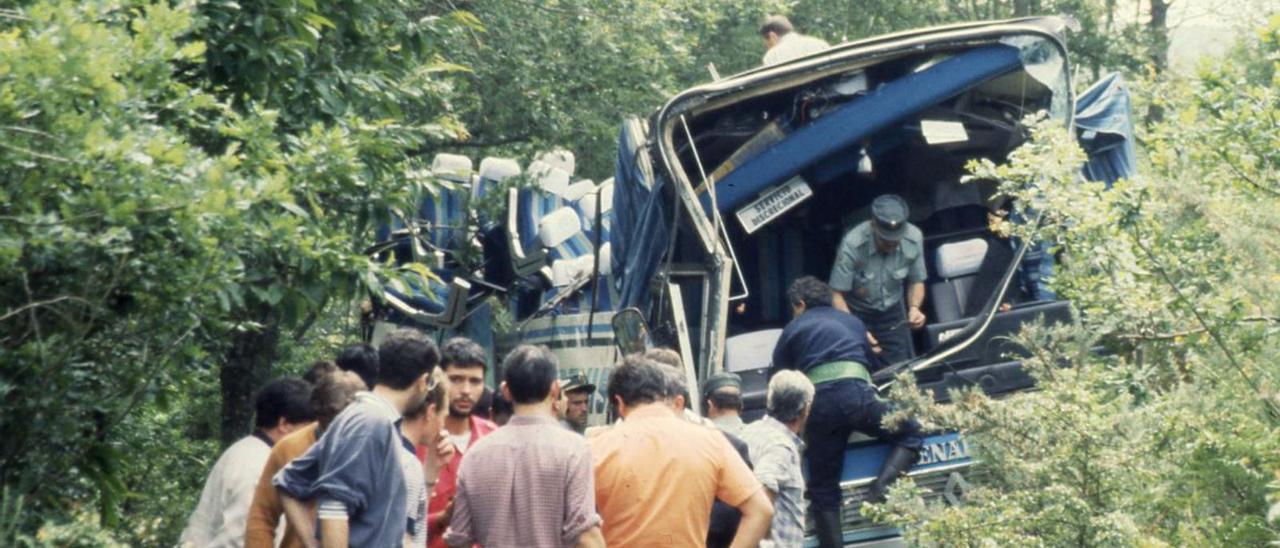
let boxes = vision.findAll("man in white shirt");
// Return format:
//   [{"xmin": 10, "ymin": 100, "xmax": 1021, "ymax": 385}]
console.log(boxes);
[
  {"xmin": 181, "ymin": 377, "xmax": 314, "ymax": 548},
  {"xmin": 761, "ymin": 15, "xmax": 831, "ymax": 66}
]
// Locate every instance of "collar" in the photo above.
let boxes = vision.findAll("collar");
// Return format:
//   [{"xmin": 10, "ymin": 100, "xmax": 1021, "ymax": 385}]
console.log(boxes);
[
  {"xmin": 761, "ymin": 415, "xmax": 805, "ymax": 450},
  {"xmin": 355, "ymin": 391, "xmax": 401, "ymax": 422},
  {"xmin": 251, "ymin": 429, "xmax": 275, "ymax": 448},
  {"xmin": 623, "ymin": 404, "xmax": 678, "ymax": 422},
  {"xmin": 506, "ymin": 414, "xmax": 558, "ymax": 427},
  {"xmin": 712, "ymin": 414, "xmax": 744, "ymax": 430}
]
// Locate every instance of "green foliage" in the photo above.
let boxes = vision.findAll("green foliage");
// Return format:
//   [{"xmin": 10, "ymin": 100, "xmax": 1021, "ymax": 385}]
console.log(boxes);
[
  {"xmin": 0, "ymin": 0, "xmax": 465, "ymax": 543},
  {"xmin": 870, "ymin": 24, "xmax": 1280, "ymax": 544}
]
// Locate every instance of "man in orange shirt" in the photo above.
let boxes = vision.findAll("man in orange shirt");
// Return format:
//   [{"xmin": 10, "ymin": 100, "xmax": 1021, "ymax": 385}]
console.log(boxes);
[
  {"xmin": 244, "ymin": 367, "xmax": 365, "ymax": 548},
  {"xmin": 589, "ymin": 355, "xmax": 774, "ymax": 547}
]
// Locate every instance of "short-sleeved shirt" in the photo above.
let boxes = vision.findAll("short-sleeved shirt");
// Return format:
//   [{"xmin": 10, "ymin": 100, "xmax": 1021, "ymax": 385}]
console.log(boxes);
[
  {"xmin": 829, "ymin": 220, "xmax": 926, "ymax": 312},
  {"xmin": 589, "ymin": 405, "xmax": 762, "ymax": 547},
  {"xmin": 445, "ymin": 415, "xmax": 601, "ymax": 547},
  {"xmin": 739, "ymin": 416, "xmax": 807, "ymax": 548},
  {"xmin": 771, "ymin": 305, "xmax": 873, "ymax": 374}
]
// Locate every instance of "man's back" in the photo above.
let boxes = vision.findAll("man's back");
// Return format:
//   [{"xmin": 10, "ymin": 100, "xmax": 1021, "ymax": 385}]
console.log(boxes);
[
  {"xmin": 446, "ymin": 415, "xmax": 600, "ymax": 547},
  {"xmin": 182, "ymin": 435, "xmax": 273, "ymax": 548},
  {"xmin": 273, "ymin": 393, "xmax": 406, "ymax": 548},
  {"xmin": 589, "ymin": 406, "xmax": 760, "ymax": 547}
]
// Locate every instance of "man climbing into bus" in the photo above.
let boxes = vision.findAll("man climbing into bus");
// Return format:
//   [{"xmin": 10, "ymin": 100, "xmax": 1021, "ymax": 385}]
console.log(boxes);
[
  {"xmin": 830, "ymin": 194, "xmax": 928, "ymax": 367},
  {"xmin": 771, "ymin": 276, "xmax": 923, "ymax": 548}
]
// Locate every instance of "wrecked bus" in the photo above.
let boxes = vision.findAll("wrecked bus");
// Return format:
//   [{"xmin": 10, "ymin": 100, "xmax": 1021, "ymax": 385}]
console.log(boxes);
[{"xmin": 367, "ymin": 15, "xmax": 1135, "ymax": 546}]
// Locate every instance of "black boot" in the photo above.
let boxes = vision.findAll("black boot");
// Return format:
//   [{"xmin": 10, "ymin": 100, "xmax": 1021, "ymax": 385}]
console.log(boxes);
[
  {"xmin": 867, "ymin": 446, "xmax": 919, "ymax": 503},
  {"xmin": 813, "ymin": 507, "xmax": 844, "ymax": 548}
]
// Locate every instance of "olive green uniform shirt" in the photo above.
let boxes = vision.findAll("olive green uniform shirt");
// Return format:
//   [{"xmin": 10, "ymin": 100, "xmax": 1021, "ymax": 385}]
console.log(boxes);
[{"xmin": 829, "ymin": 221, "xmax": 926, "ymax": 312}]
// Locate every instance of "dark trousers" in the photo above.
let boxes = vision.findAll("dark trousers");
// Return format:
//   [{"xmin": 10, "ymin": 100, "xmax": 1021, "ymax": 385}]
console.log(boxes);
[
  {"xmin": 805, "ymin": 379, "xmax": 924, "ymax": 510},
  {"xmin": 855, "ymin": 303, "xmax": 913, "ymax": 368}
]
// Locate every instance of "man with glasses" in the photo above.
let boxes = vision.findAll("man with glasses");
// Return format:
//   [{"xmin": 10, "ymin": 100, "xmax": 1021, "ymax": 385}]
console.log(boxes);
[{"xmin": 829, "ymin": 194, "xmax": 928, "ymax": 367}]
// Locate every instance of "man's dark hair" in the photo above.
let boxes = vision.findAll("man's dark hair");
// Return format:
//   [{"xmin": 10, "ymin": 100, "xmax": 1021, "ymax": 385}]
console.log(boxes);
[
  {"xmin": 708, "ymin": 389, "xmax": 744, "ymax": 412},
  {"xmin": 303, "ymin": 360, "xmax": 337, "ymax": 385},
  {"xmin": 759, "ymin": 15, "xmax": 793, "ymax": 37},
  {"xmin": 502, "ymin": 345, "xmax": 559, "ymax": 404},
  {"xmin": 376, "ymin": 328, "xmax": 440, "ymax": 390},
  {"xmin": 336, "ymin": 343, "xmax": 379, "ymax": 389},
  {"xmin": 254, "ymin": 378, "xmax": 315, "ymax": 429},
  {"xmin": 441, "ymin": 337, "xmax": 487, "ymax": 372},
  {"xmin": 607, "ymin": 355, "xmax": 669, "ymax": 406},
  {"xmin": 787, "ymin": 275, "xmax": 833, "ymax": 309}
]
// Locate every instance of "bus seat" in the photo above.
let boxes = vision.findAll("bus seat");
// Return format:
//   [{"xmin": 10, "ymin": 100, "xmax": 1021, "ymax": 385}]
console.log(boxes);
[
  {"xmin": 563, "ymin": 179, "xmax": 595, "ymax": 201},
  {"xmin": 430, "ymin": 153, "xmax": 473, "ymax": 183},
  {"xmin": 476, "ymin": 157, "xmax": 521, "ymax": 202},
  {"xmin": 537, "ymin": 149, "xmax": 575, "ymax": 177},
  {"xmin": 930, "ymin": 238, "xmax": 989, "ymax": 323},
  {"xmin": 381, "ymin": 273, "xmax": 471, "ymax": 329}
]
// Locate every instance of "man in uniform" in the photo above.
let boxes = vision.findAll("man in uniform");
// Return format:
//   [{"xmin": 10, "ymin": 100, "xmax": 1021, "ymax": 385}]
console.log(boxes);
[
  {"xmin": 559, "ymin": 371, "xmax": 595, "ymax": 434},
  {"xmin": 830, "ymin": 194, "xmax": 928, "ymax": 367},
  {"xmin": 771, "ymin": 276, "xmax": 923, "ymax": 548},
  {"xmin": 701, "ymin": 372, "xmax": 746, "ymax": 437}
]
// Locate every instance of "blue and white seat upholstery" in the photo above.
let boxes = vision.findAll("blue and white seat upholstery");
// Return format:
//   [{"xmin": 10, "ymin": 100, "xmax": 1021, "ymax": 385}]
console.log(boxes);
[{"xmin": 369, "ymin": 153, "xmax": 479, "ymax": 329}]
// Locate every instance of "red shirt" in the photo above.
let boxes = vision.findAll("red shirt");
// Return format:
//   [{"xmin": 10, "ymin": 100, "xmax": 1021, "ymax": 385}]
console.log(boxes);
[{"xmin": 424, "ymin": 414, "xmax": 498, "ymax": 548}]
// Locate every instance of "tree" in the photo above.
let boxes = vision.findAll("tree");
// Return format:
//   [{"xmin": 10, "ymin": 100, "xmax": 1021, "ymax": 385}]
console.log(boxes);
[{"xmin": 868, "ymin": 23, "xmax": 1280, "ymax": 543}]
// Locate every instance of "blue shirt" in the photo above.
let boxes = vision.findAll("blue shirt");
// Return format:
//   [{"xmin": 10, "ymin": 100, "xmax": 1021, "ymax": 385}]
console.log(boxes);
[
  {"xmin": 770, "ymin": 305, "xmax": 872, "ymax": 374},
  {"xmin": 273, "ymin": 392, "xmax": 409, "ymax": 548}
]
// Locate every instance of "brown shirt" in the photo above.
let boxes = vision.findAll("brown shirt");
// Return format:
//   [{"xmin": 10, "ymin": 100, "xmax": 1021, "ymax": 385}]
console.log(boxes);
[
  {"xmin": 445, "ymin": 414, "xmax": 601, "ymax": 547},
  {"xmin": 589, "ymin": 405, "xmax": 762, "ymax": 547},
  {"xmin": 244, "ymin": 423, "xmax": 318, "ymax": 548}
]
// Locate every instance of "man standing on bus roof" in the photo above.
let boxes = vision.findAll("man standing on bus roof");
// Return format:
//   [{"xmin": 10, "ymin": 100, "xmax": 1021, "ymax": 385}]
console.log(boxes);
[
  {"xmin": 830, "ymin": 194, "xmax": 927, "ymax": 367},
  {"xmin": 760, "ymin": 15, "xmax": 830, "ymax": 66}
]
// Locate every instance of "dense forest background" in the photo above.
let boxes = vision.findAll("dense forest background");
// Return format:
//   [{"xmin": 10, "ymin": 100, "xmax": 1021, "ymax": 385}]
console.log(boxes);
[{"xmin": 0, "ymin": 0, "xmax": 1276, "ymax": 545}]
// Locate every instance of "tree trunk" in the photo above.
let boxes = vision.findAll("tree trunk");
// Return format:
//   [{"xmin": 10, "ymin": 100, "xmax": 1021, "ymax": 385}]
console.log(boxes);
[
  {"xmin": 220, "ymin": 306, "xmax": 281, "ymax": 447},
  {"xmin": 1146, "ymin": 0, "xmax": 1171, "ymax": 124}
]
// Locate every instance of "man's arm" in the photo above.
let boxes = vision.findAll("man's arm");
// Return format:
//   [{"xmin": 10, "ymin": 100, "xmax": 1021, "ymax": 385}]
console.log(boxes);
[
  {"xmin": 729, "ymin": 488, "xmax": 774, "ymax": 548},
  {"xmin": 573, "ymin": 526, "xmax": 606, "ymax": 548},
  {"xmin": 832, "ymin": 290, "xmax": 851, "ymax": 313},
  {"xmin": 279, "ymin": 493, "xmax": 318, "ymax": 548},
  {"xmin": 244, "ymin": 453, "xmax": 285, "ymax": 548},
  {"xmin": 319, "ymin": 518, "xmax": 348, "ymax": 548},
  {"xmin": 315, "ymin": 499, "xmax": 350, "ymax": 548},
  {"xmin": 907, "ymin": 282, "xmax": 926, "ymax": 328}
]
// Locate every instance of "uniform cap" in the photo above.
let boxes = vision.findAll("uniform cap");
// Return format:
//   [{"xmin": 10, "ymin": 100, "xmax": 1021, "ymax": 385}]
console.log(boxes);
[
  {"xmin": 561, "ymin": 371, "xmax": 595, "ymax": 394},
  {"xmin": 700, "ymin": 371, "xmax": 743, "ymax": 400},
  {"xmin": 871, "ymin": 194, "xmax": 910, "ymax": 241}
]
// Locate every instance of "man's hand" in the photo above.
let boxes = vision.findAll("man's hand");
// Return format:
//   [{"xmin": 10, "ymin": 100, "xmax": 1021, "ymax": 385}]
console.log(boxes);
[
  {"xmin": 424, "ymin": 429, "xmax": 455, "ymax": 484},
  {"xmin": 436, "ymin": 499, "xmax": 455, "ymax": 532},
  {"xmin": 866, "ymin": 331, "xmax": 882, "ymax": 354},
  {"xmin": 729, "ymin": 488, "xmax": 774, "ymax": 548},
  {"xmin": 907, "ymin": 305, "xmax": 926, "ymax": 329}
]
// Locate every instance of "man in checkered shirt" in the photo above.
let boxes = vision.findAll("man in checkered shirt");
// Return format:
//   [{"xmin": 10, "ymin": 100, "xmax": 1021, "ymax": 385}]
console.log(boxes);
[{"xmin": 739, "ymin": 370, "xmax": 816, "ymax": 548}]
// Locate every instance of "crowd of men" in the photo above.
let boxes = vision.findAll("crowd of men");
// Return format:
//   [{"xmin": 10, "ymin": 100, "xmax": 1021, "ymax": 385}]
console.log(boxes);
[{"xmin": 179, "ymin": 278, "xmax": 921, "ymax": 548}]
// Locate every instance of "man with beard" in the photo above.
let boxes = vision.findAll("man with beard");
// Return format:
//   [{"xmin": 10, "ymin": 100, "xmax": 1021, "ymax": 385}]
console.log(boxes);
[
  {"xmin": 427, "ymin": 337, "xmax": 498, "ymax": 548},
  {"xmin": 558, "ymin": 371, "xmax": 595, "ymax": 434}
]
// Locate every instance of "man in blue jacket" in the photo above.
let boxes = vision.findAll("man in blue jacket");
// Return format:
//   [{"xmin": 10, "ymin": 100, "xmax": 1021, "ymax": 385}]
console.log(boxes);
[
  {"xmin": 771, "ymin": 276, "xmax": 923, "ymax": 548},
  {"xmin": 274, "ymin": 329, "xmax": 441, "ymax": 548}
]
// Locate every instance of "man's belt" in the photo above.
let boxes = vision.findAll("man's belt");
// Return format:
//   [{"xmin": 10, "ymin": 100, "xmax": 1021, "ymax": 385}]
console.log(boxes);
[{"xmin": 806, "ymin": 360, "xmax": 871, "ymax": 385}]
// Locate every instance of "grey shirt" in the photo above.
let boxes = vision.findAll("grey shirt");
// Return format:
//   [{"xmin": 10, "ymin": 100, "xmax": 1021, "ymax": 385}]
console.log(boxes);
[
  {"xmin": 739, "ymin": 416, "xmax": 807, "ymax": 548},
  {"xmin": 829, "ymin": 220, "xmax": 926, "ymax": 312},
  {"xmin": 711, "ymin": 414, "xmax": 746, "ymax": 437}
]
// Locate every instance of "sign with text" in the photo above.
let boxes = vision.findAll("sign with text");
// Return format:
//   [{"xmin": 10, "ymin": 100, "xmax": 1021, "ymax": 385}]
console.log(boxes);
[{"xmin": 734, "ymin": 176, "xmax": 813, "ymax": 234}]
